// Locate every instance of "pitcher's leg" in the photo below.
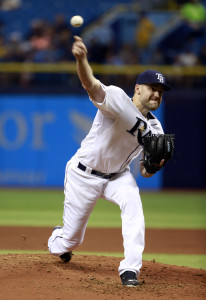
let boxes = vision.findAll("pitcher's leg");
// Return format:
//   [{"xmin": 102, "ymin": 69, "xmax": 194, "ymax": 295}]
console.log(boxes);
[
  {"xmin": 48, "ymin": 164, "xmax": 102, "ymax": 256},
  {"xmin": 118, "ymin": 186, "xmax": 145, "ymax": 276},
  {"xmin": 104, "ymin": 170, "xmax": 145, "ymax": 276}
]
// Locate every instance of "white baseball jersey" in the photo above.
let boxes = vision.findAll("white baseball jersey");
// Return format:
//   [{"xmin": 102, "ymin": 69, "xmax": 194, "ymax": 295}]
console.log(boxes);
[{"xmin": 75, "ymin": 83, "xmax": 164, "ymax": 173}]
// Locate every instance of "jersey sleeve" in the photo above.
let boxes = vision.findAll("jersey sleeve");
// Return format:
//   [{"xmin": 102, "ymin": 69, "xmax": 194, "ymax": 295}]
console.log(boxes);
[{"xmin": 90, "ymin": 83, "xmax": 127, "ymax": 118}]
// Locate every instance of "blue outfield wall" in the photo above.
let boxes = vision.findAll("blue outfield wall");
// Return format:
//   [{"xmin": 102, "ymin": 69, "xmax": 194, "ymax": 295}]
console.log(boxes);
[{"xmin": 0, "ymin": 95, "xmax": 163, "ymax": 189}]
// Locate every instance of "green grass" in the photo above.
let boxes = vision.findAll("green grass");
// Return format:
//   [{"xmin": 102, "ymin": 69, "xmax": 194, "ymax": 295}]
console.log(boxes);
[
  {"xmin": 0, "ymin": 250, "xmax": 205, "ymax": 270},
  {"xmin": 141, "ymin": 191, "xmax": 206, "ymax": 229},
  {"xmin": 0, "ymin": 189, "xmax": 205, "ymax": 228},
  {"xmin": 142, "ymin": 253, "xmax": 206, "ymax": 270},
  {"xmin": 0, "ymin": 189, "xmax": 64, "ymax": 226}
]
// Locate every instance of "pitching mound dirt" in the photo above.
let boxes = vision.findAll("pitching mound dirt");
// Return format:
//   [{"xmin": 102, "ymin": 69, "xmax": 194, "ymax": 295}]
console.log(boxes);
[
  {"xmin": 1, "ymin": 227, "xmax": 206, "ymax": 299},
  {"xmin": 0, "ymin": 254, "xmax": 205, "ymax": 300}
]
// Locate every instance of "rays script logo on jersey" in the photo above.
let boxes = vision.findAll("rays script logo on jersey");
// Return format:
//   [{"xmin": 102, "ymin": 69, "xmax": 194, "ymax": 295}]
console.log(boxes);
[
  {"xmin": 127, "ymin": 117, "xmax": 151, "ymax": 145},
  {"xmin": 156, "ymin": 73, "xmax": 164, "ymax": 83}
]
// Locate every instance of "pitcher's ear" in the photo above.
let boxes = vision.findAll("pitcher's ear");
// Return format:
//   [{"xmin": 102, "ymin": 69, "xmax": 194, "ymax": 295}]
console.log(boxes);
[{"xmin": 134, "ymin": 84, "xmax": 141, "ymax": 95}]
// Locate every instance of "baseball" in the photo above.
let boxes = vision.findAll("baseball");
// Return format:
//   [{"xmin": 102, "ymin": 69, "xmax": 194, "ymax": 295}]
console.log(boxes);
[{"xmin": 70, "ymin": 15, "xmax": 84, "ymax": 27}]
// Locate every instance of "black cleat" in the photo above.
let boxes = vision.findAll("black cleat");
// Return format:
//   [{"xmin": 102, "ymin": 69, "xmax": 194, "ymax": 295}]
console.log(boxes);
[
  {"xmin": 120, "ymin": 271, "xmax": 140, "ymax": 286},
  {"xmin": 60, "ymin": 251, "xmax": 72, "ymax": 263},
  {"xmin": 53, "ymin": 226, "xmax": 72, "ymax": 263}
]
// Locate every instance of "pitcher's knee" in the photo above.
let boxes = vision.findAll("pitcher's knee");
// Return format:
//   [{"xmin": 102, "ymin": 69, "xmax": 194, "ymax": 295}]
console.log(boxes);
[{"xmin": 48, "ymin": 231, "xmax": 82, "ymax": 255}]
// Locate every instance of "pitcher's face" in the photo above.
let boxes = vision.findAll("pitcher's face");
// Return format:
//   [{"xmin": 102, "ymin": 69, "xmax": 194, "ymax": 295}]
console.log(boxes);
[{"xmin": 136, "ymin": 84, "xmax": 164, "ymax": 111}]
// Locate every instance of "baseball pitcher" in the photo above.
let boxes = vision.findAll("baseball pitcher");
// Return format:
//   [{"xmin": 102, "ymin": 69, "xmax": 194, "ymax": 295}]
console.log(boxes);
[{"xmin": 48, "ymin": 36, "xmax": 174, "ymax": 286}]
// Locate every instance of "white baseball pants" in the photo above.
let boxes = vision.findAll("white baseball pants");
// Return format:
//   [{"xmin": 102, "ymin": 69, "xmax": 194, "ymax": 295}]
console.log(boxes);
[{"xmin": 48, "ymin": 158, "xmax": 145, "ymax": 276}]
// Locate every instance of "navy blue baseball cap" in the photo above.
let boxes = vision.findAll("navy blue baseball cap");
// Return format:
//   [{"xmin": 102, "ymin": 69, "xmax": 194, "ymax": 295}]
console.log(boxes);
[{"xmin": 136, "ymin": 69, "xmax": 171, "ymax": 91}]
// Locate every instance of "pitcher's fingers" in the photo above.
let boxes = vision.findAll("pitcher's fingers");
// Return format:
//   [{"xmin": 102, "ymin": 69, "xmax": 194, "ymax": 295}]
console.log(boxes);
[
  {"xmin": 72, "ymin": 42, "xmax": 87, "ymax": 54},
  {"xmin": 74, "ymin": 41, "xmax": 87, "ymax": 54},
  {"xmin": 73, "ymin": 35, "xmax": 82, "ymax": 42}
]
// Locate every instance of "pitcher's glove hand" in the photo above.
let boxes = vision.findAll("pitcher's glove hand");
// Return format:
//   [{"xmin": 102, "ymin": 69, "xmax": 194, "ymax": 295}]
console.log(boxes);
[{"xmin": 142, "ymin": 134, "xmax": 175, "ymax": 174}]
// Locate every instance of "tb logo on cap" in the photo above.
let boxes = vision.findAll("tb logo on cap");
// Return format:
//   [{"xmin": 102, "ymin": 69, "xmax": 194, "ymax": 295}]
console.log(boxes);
[{"xmin": 156, "ymin": 73, "xmax": 164, "ymax": 83}]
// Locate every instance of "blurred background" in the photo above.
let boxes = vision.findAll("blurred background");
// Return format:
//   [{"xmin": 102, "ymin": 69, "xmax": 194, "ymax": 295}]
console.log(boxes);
[{"xmin": 0, "ymin": 0, "xmax": 205, "ymax": 190}]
